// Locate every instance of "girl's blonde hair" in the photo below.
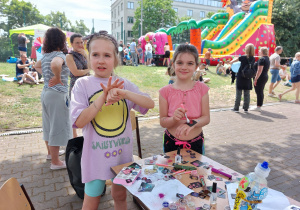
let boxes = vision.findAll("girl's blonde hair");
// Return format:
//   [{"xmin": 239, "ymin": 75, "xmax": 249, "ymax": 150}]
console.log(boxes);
[
  {"xmin": 245, "ymin": 43, "xmax": 255, "ymax": 57},
  {"xmin": 295, "ymin": 52, "xmax": 300, "ymax": 60},
  {"xmin": 260, "ymin": 47, "xmax": 269, "ymax": 56},
  {"xmin": 87, "ymin": 31, "xmax": 120, "ymax": 70}
]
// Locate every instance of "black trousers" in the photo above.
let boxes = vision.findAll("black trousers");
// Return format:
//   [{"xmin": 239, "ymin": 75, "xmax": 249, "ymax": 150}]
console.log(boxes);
[
  {"xmin": 230, "ymin": 70, "xmax": 236, "ymax": 84},
  {"xmin": 254, "ymin": 74, "xmax": 268, "ymax": 107}
]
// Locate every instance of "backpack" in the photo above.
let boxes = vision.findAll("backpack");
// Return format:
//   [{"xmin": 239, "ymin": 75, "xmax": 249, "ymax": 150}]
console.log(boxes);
[
  {"xmin": 66, "ymin": 136, "xmax": 85, "ymax": 199},
  {"xmin": 241, "ymin": 57, "xmax": 256, "ymax": 79},
  {"xmin": 66, "ymin": 136, "xmax": 106, "ymax": 199}
]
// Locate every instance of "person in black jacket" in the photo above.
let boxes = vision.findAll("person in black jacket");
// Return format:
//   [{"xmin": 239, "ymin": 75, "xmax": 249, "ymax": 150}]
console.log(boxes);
[
  {"xmin": 252, "ymin": 47, "xmax": 270, "ymax": 112},
  {"xmin": 230, "ymin": 43, "xmax": 255, "ymax": 113}
]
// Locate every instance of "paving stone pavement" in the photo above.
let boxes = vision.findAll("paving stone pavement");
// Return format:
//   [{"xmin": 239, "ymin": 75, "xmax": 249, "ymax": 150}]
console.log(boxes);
[{"xmin": 0, "ymin": 102, "xmax": 299, "ymax": 209}]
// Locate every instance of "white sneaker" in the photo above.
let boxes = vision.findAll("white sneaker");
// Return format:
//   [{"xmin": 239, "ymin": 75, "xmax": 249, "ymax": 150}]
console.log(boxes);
[
  {"xmin": 148, "ymin": 65, "xmax": 152, "ymax": 67},
  {"xmin": 268, "ymin": 93, "xmax": 276, "ymax": 97},
  {"xmin": 250, "ymin": 107, "xmax": 261, "ymax": 112},
  {"xmin": 46, "ymin": 150, "xmax": 65, "ymax": 160},
  {"xmin": 50, "ymin": 161, "xmax": 66, "ymax": 170}
]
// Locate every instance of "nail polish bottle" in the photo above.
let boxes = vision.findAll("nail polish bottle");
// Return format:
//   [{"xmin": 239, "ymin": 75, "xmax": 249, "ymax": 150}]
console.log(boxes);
[
  {"xmin": 175, "ymin": 147, "xmax": 181, "ymax": 164},
  {"xmin": 210, "ymin": 182, "xmax": 217, "ymax": 205}
]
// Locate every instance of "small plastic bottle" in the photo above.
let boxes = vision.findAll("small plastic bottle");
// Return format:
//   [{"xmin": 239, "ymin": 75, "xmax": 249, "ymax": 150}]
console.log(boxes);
[
  {"xmin": 175, "ymin": 147, "xmax": 181, "ymax": 164},
  {"xmin": 210, "ymin": 182, "xmax": 217, "ymax": 205},
  {"xmin": 234, "ymin": 161, "xmax": 271, "ymax": 210}
]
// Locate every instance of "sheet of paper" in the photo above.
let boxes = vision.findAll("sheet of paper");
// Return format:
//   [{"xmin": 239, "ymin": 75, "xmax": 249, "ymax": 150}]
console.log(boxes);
[
  {"xmin": 226, "ymin": 183, "xmax": 290, "ymax": 210},
  {"xmin": 125, "ymin": 166, "xmax": 193, "ymax": 209}
]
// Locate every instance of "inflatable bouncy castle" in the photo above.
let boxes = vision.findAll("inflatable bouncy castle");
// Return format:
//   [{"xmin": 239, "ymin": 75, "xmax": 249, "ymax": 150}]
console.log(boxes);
[{"xmin": 138, "ymin": 0, "xmax": 276, "ymax": 66}]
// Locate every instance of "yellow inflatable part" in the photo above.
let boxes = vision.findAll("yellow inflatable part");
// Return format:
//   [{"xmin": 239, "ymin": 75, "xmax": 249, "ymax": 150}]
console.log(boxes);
[
  {"xmin": 206, "ymin": 25, "xmax": 225, "ymax": 40},
  {"xmin": 203, "ymin": 16, "xmax": 269, "ymax": 56},
  {"xmin": 218, "ymin": 20, "xmax": 242, "ymax": 40}
]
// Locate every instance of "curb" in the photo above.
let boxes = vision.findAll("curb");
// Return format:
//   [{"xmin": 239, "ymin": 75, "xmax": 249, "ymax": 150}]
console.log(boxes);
[{"xmin": 0, "ymin": 101, "xmax": 294, "ymax": 136}]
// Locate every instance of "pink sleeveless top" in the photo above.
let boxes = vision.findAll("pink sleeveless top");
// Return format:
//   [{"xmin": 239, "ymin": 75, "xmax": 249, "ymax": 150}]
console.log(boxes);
[{"xmin": 159, "ymin": 81, "xmax": 209, "ymax": 119}]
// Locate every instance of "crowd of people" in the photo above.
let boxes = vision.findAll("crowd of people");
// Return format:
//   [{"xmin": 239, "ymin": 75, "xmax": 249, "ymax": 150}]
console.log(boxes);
[{"xmin": 12, "ymin": 27, "xmax": 300, "ymax": 209}]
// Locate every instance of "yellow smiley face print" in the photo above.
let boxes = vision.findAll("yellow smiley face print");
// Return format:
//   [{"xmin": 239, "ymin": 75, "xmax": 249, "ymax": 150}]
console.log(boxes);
[{"xmin": 89, "ymin": 90, "xmax": 128, "ymax": 137}]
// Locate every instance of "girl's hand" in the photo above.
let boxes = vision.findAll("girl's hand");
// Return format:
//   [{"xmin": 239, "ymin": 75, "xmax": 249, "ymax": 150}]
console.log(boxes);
[
  {"xmin": 100, "ymin": 76, "xmax": 124, "ymax": 96},
  {"xmin": 172, "ymin": 107, "xmax": 185, "ymax": 122},
  {"xmin": 254, "ymin": 79, "xmax": 257, "ymax": 86},
  {"xmin": 106, "ymin": 88, "xmax": 126, "ymax": 105},
  {"xmin": 175, "ymin": 123, "xmax": 194, "ymax": 138}
]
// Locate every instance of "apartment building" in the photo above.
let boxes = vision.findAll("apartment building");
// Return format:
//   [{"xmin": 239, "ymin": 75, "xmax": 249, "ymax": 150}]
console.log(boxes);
[{"xmin": 111, "ymin": 0, "xmax": 223, "ymax": 44}]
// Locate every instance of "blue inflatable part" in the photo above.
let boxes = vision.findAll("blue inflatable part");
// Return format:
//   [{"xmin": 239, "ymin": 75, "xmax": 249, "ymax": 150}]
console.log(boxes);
[{"xmin": 7, "ymin": 57, "xmax": 18, "ymax": 63}]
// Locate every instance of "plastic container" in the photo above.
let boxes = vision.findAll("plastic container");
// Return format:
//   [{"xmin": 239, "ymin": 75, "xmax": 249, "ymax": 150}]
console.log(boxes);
[{"xmin": 234, "ymin": 161, "xmax": 271, "ymax": 210}]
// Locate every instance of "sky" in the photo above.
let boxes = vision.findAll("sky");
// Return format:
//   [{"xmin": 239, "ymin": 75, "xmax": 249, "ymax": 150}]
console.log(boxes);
[{"xmin": 24, "ymin": 0, "xmax": 112, "ymax": 34}]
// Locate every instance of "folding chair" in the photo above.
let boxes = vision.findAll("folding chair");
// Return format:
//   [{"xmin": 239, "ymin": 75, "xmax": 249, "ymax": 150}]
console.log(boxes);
[
  {"xmin": 0, "ymin": 177, "xmax": 35, "ymax": 210},
  {"xmin": 130, "ymin": 110, "xmax": 142, "ymax": 159}
]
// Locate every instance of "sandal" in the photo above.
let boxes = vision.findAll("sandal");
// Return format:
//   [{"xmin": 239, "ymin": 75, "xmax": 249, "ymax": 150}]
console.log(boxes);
[
  {"xmin": 278, "ymin": 94, "xmax": 282, "ymax": 101},
  {"xmin": 295, "ymin": 100, "xmax": 300, "ymax": 104}
]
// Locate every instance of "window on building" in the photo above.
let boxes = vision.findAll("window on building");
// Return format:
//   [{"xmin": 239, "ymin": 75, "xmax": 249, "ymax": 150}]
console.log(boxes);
[
  {"xmin": 127, "ymin": 2, "xmax": 134, "ymax": 9},
  {"xmin": 200, "ymin": 11, "xmax": 205, "ymax": 18},
  {"xmin": 118, "ymin": 6, "xmax": 120, "ymax": 15},
  {"xmin": 121, "ymin": 17, "xmax": 123, "ymax": 24},
  {"xmin": 187, "ymin": 10, "xmax": 193, "ymax": 16},
  {"xmin": 112, "ymin": 23, "xmax": 113, "ymax": 30},
  {"xmin": 115, "ymin": 9, "xmax": 116, "ymax": 18},
  {"xmin": 121, "ymin": 3, "xmax": 123, "ymax": 10},
  {"xmin": 128, "ymin": 31, "xmax": 133, "ymax": 38},
  {"xmin": 111, "ymin": 11, "xmax": 113, "ymax": 18},
  {"xmin": 173, "ymin": 8, "xmax": 178, "ymax": 13},
  {"xmin": 127, "ymin": 16, "xmax": 134, "ymax": 23},
  {"xmin": 204, "ymin": 0, "xmax": 208, "ymax": 5},
  {"xmin": 118, "ymin": 19, "xmax": 120, "ymax": 26}
]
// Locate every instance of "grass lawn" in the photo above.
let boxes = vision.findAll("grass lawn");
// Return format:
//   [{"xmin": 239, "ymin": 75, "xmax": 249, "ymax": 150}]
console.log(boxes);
[{"xmin": 0, "ymin": 62, "xmax": 295, "ymax": 132}]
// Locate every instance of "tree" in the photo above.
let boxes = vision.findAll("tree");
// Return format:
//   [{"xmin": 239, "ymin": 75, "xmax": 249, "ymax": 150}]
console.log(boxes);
[
  {"xmin": 0, "ymin": 0, "xmax": 44, "ymax": 33},
  {"xmin": 206, "ymin": 9, "xmax": 226, "ymax": 18},
  {"xmin": 44, "ymin": 11, "xmax": 72, "ymax": 31},
  {"xmin": 70, "ymin": 20, "xmax": 90, "ymax": 35},
  {"xmin": 132, "ymin": 0, "xmax": 177, "ymax": 38},
  {"xmin": 272, "ymin": 0, "xmax": 300, "ymax": 57}
]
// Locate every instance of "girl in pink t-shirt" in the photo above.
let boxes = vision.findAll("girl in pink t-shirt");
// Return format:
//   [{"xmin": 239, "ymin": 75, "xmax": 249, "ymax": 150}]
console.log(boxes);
[
  {"xmin": 159, "ymin": 44, "xmax": 210, "ymax": 154},
  {"xmin": 71, "ymin": 31, "xmax": 154, "ymax": 210}
]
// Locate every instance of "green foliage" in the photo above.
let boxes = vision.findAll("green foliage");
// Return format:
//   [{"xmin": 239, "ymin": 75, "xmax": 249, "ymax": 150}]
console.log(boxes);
[
  {"xmin": 272, "ymin": 0, "xmax": 300, "ymax": 57},
  {"xmin": 206, "ymin": 11, "xmax": 215, "ymax": 19},
  {"xmin": 132, "ymin": 0, "xmax": 177, "ymax": 38},
  {"xmin": 206, "ymin": 10, "xmax": 226, "ymax": 19},
  {"xmin": 44, "ymin": 11, "xmax": 72, "ymax": 31},
  {"xmin": 0, "ymin": 0, "xmax": 44, "ymax": 32},
  {"xmin": 0, "ymin": 0, "xmax": 90, "ymax": 61}
]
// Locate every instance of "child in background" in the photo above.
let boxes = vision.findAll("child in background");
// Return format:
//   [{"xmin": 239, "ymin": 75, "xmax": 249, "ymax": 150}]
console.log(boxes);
[
  {"xmin": 278, "ymin": 52, "xmax": 300, "ymax": 103},
  {"xmin": 279, "ymin": 66, "xmax": 292, "ymax": 86},
  {"xmin": 166, "ymin": 65, "xmax": 176, "ymax": 84},
  {"xmin": 159, "ymin": 44, "xmax": 210, "ymax": 155},
  {"xmin": 224, "ymin": 60, "xmax": 232, "ymax": 75},
  {"xmin": 70, "ymin": 31, "xmax": 154, "ymax": 210},
  {"xmin": 193, "ymin": 63, "xmax": 211, "ymax": 83},
  {"xmin": 18, "ymin": 67, "xmax": 39, "ymax": 85},
  {"xmin": 216, "ymin": 61, "xmax": 226, "ymax": 75}
]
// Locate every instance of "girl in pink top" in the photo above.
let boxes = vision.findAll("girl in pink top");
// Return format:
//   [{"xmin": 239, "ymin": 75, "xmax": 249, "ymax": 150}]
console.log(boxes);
[
  {"xmin": 70, "ymin": 31, "xmax": 154, "ymax": 210},
  {"xmin": 159, "ymin": 44, "xmax": 210, "ymax": 154}
]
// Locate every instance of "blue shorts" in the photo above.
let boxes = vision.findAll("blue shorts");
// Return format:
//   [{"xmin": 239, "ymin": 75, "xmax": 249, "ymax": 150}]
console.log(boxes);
[
  {"xmin": 270, "ymin": 69, "xmax": 281, "ymax": 83},
  {"xmin": 146, "ymin": 52, "xmax": 152, "ymax": 59},
  {"xmin": 16, "ymin": 73, "xmax": 23, "ymax": 80},
  {"xmin": 291, "ymin": 75, "xmax": 300, "ymax": 83},
  {"xmin": 18, "ymin": 47, "xmax": 27, "ymax": 52}
]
